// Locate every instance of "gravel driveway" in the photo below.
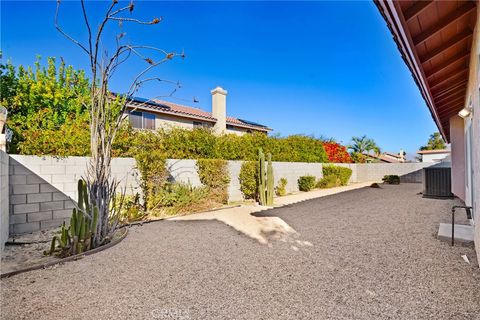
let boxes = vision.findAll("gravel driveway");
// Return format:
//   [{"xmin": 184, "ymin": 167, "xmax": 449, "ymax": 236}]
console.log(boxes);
[{"xmin": 1, "ymin": 184, "xmax": 479, "ymax": 320}]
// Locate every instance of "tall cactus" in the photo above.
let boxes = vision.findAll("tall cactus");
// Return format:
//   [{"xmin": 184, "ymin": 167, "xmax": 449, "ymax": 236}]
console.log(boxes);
[
  {"xmin": 266, "ymin": 153, "xmax": 274, "ymax": 206},
  {"xmin": 258, "ymin": 149, "xmax": 266, "ymax": 205},
  {"xmin": 46, "ymin": 179, "xmax": 99, "ymax": 256},
  {"xmin": 257, "ymin": 148, "xmax": 274, "ymax": 206}
]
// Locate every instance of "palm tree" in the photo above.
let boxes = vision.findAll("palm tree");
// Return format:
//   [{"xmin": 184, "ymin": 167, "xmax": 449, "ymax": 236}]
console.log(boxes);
[{"xmin": 348, "ymin": 135, "xmax": 381, "ymax": 155}]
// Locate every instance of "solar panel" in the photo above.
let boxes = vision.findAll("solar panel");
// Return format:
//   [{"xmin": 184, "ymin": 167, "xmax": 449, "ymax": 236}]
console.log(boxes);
[
  {"xmin": 113, "ymin": 93, "xmax": 170, "ymax": 110},
  {"xmin": 238, "ymin": 118, "xmax": 268, "ymax": 128}
]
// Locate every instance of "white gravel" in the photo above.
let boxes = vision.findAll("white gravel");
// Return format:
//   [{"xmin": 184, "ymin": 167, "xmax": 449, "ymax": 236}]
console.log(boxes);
[{"xmin": 1, "ymin": 183, "xmax": 479, "ymax": 320}]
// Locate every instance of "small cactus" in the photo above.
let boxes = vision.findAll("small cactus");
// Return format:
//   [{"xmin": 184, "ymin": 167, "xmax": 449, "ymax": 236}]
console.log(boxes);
[{"xmin": 45, "ymin": 179, "xmax": 99, "ymax": 256}]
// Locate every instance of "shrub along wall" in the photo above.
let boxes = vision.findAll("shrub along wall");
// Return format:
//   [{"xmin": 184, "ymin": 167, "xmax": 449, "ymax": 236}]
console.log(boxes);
[{"xmin": 119, "ymin": 128, "xmax": 329, "ymax": 163}]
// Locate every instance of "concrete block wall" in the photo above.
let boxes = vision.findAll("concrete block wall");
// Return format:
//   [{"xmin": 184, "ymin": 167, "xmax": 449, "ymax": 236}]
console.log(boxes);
[
  {"xmin": 1, "ymin": 151, "xmax": 9, "ymax": 251},
  {"xmin": 352, "ymin": 162, "xmax": 447, "ymax": 183},
  {"xmin": 8, "ymin": 155, "xmax": 140, "ymax": 235},
  {"xmin": 227, "ymin": 161, "xmax": 324, "ymax": 202},
  {"xmin": 166, "ymin": 159, "xmax": 202, "ymax": 186},
  {"xmin": 6, "ymin": 155, "xmax": 447, "ymax": 235}
]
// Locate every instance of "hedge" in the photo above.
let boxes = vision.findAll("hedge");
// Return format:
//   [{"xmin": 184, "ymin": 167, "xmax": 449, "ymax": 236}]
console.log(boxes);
[
  {"xmin": 118, "ymin": 127, "xmax": 329, "ymax": 163},
  {"xmin": 316, "ymin": 175, "xmax": 341, "ymax": 189},
  {"xmin": 196, "ymin": 159, "xmax": 230, "ymax": 204},
  {"xmin": 322, "ymin": 165, "xmax": 352, "ymax": 186},
  {"xmin": 239, "ymin": 161, "xmax": 258, "ymax": 200}
]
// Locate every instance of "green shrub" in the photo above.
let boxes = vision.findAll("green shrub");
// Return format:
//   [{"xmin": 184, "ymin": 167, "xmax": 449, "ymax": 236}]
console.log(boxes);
[
  {"xmin": 155, "ymin": 183, "xmax": 210, "ymax": 215},
  {"xmin": 275, "ymin": 178, "xmax": 288, "ymax": 196},
  {"xmin": 322, "ymin": 165, "xmax": 352, "ymax": 186},
  {"xmin": 298, "ymin": 175, "xmax": 316, "ymax": 192},
  {"xmin": 316, "ymin": 175, "xmax": 341, "ymax": 189},
  {"xmin": 132, "ymin": 131, "xmax": 169, "ymax": 211},
  {"xmin": 382, "ymin": 175, "xmax": 400, "ymax": 185},
  {"xmin": 196, "ymin": 159, "xmax": 230, "ymax": 204},
  {"xmin": 239, "ymin": 161, "xmax": 258, "ymax": 200},
  {"xmin": 118, "ymin": 193, "xmax": 145, "ymax": 222}
]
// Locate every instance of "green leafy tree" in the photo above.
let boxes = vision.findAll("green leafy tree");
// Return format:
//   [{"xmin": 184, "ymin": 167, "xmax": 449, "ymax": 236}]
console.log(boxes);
[{"xmin": 420, "ymin": 132, "xmax": 446, "ymax": 150}]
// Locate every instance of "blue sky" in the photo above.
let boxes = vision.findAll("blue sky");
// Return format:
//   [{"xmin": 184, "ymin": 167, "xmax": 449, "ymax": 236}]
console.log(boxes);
[{"xmin": 1, "ymin": 1, "xmax": 438, "ymax": 153}]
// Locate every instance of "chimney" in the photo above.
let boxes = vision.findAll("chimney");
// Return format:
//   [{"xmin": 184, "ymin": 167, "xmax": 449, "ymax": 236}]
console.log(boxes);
[
  {"xmin": 211, "ymin": 86, "xmax": 227, "ymax": 135},
  {"xmin": 399, "ymin": 149, "xmax": 405, "ymax": 162}
]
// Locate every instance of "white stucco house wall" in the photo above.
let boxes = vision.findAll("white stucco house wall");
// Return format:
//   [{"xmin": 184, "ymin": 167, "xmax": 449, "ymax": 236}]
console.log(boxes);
[
  {"xmin": 417, "ymin": 149, "xmax": 451, "ymax": 163},
  {"xmin": 375, "ymin": 0, "xmax": 480, "ymax": 260},
  {"xmin": 125, "ymin": 86, "xmax": 271, "ymax": 135}
]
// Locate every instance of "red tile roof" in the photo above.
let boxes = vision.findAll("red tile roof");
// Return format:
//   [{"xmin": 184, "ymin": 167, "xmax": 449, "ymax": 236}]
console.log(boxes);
[
  {"xmin": 127, "ymin": 98, "xmax": 271, "ymax": 131},
  {"xmin": 153, "ymin": 100, "xmax": 216, "ymax": 121}
]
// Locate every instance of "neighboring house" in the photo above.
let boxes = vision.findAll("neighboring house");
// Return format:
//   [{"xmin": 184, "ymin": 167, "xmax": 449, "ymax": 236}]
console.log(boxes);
[
  {"xmin": 417, "ymin": 149, "xmax": 451, "ymax": 163},
  {"xmin": 364, "ymin": 150, "xmax": 406, "ymax": 163},
  {"xmin": 125, "ymin": 86, "xmax": 271, "ymax": 135},
  {"xmin": 375, "ymin": 1, "xmax": 479, "ymax": 257}
]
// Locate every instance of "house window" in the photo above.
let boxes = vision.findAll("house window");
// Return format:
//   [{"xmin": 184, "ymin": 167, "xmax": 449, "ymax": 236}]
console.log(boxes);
[
  {"xmin": 143, "ymin": 112, "xmax": 155, "ymax": 130},
  {"xmin": 129, "ymin": 111, "xmax": 156, "ymax": 130},
  {"xmin": 193, "ymin": 121, "xmax": 204, "ymax": 128}
]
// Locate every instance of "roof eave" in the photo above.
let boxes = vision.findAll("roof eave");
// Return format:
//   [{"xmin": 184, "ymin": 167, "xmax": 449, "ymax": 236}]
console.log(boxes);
[{"xmin": 374, "ymin": 0, "xmax": 449, "ymax": 142}]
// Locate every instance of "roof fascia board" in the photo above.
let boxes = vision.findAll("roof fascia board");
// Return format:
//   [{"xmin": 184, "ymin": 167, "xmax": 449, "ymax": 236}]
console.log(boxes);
[{"xmin": 379, "ymin": 0, "xmax": 448, "ymax": 140}]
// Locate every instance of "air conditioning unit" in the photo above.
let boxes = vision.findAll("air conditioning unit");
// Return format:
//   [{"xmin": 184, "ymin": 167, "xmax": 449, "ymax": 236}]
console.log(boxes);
[{"xmin": 422, "ymin": 167, "xmax": 453, "ymax": 198}]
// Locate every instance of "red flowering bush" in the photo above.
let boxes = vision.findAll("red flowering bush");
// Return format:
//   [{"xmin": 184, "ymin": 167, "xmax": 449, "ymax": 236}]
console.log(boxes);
[{"xmin": 323, "ymin": 142, "xmax": 352, "ymax": 163}]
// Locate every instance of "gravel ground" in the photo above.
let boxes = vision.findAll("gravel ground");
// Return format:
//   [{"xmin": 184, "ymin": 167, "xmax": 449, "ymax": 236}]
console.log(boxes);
[{"xmin": 1, "ymin": 184, "xmax": 479, "ymax": 320}]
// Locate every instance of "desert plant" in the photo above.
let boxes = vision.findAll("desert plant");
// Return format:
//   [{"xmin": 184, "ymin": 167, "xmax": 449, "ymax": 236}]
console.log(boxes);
[
  {"xmin": 298, "ymin": 175, "xmax": 316, "ymax": 192},
  {"xmin": 322, "ymin": 165, "xmax": 352, "ymax": 186},
  {"xmin": 239, "ymin": 161, "xmax": 258, "ymax": 200},
  {"xmin": 382, "ymin": 175, "xmax": 400, "ymax": 185},
  {"xmin": 257, "ymin": 149, "xmax": 274, "ymax": 206},
  {"xmin": 55, "ymin": 1, "xmax": 183, "ymax": 248},
  {"xmin": 266, "ymin": 153, "xmax": 274, "ymax": 205},
  {"xmin": 46, "ymin": 179, "xmax": 99, "ymax": 256},
  {"xmin": 275, "ymin": 178, "xmax": 288, "ymax": 196},
  {"xmin": 316, "ymin": 175, "xmax": 341, "ymax": 189},
  {"xmin": 196, "ymin": 159, "xmax": 230, "ymax": 204},
  {"xmin": 258, "ymin": 149, "xmax": 267, "ymax": 205}
]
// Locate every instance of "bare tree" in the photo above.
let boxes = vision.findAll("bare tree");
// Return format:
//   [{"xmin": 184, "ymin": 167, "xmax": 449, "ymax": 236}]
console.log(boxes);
[{"xmin": 55, "ymin": 0, "xmax": 184, "ymax": 247}]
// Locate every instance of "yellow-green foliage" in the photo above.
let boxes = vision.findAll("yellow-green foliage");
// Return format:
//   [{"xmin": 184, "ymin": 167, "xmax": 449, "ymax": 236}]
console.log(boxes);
[
  {"xmin": 118, "ymin": 193, "xmax": 145, "ymax": 222},
  {"xmin": 239, "ymin": 161, "xmax": 258, "ymax": 200},
  {"xmin": 155, "ymin": 183, "xmax": 210, "ymax": 216},
  {"xmin": 275, "ymin": 178, "xmax": 288, "ymax": 196},
  {"xmin": 1, "ymin": 57, "xmax": 91, "ymax": 155},
  {"xmin": 132, "ymin": 130, "xmax": 169, "ymax": 211},
  {"xmin": 316, "ymin": 175, "xmax": 341, "ymax": 189},
  {"xmin": 322, "ymin": 165, "xmax": 352, "ymax": 186},
  {"xmin": 196, "ymin": 159, "xmax": 230, "ymax": 204},
  {"xmin": 122, "ymin": 128, "xmax": 328, "ymax": 163}
]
